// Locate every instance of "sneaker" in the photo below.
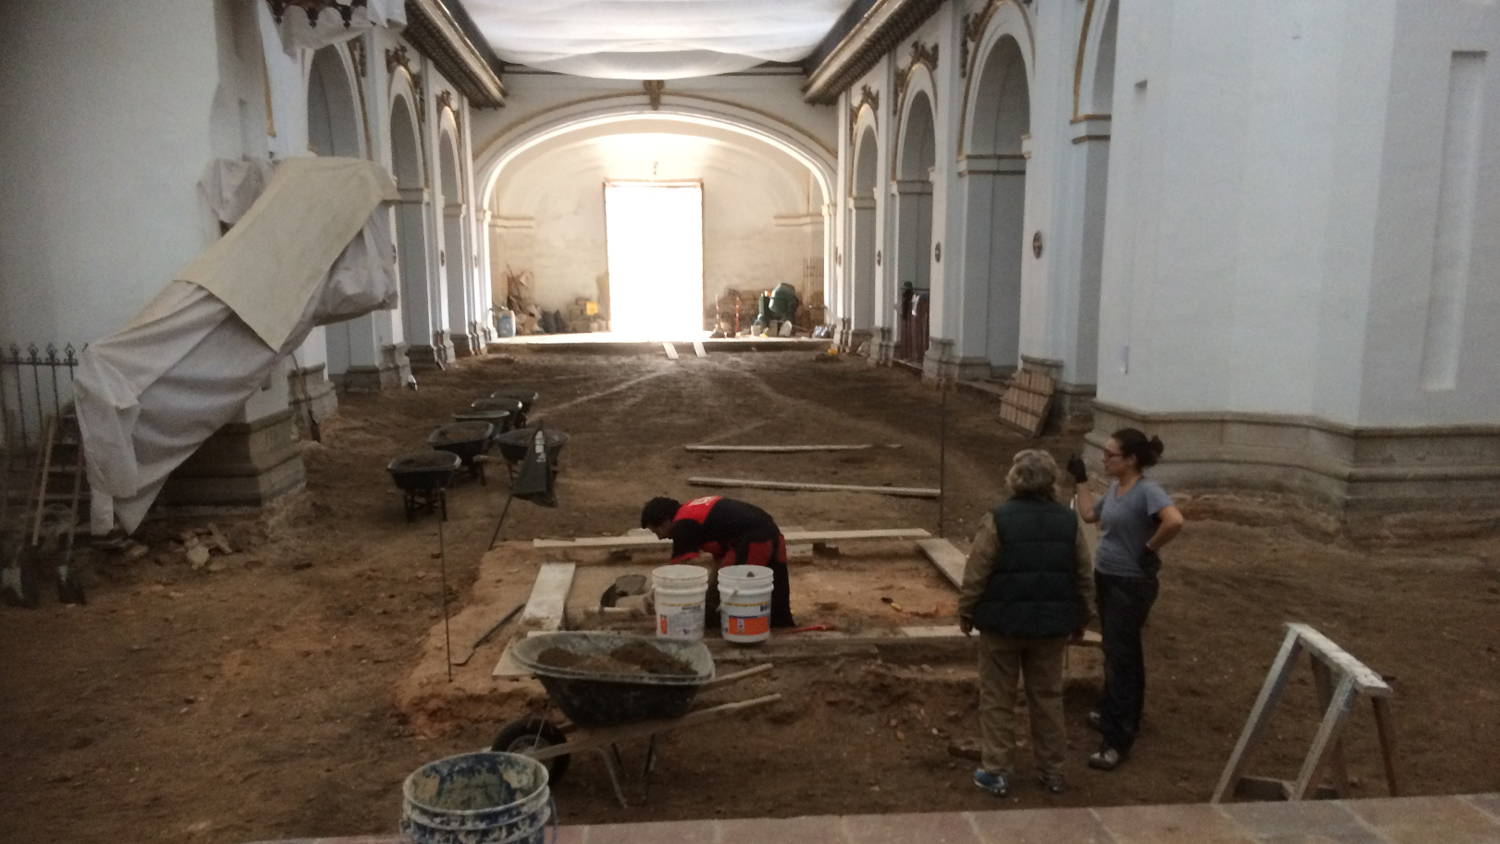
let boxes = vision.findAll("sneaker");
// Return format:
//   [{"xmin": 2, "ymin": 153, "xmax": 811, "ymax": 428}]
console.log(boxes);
[
  {"xmin": 972, "ymin": 769, "xmax": 1009, "ymax": 797},
  {"xmin": 1087, "ymin": 711, "xmax": 1102, "ymax": 732},
  {"xmin": 1087, "ymin": 745, "xmax": 1124, "ymax": 771},
  {"xmin": 1038, "ymin": 773, "xmax": 1066, "ymax": 795}
]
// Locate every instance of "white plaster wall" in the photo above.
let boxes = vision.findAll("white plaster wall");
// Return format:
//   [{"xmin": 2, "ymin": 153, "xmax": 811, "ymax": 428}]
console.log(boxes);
[
  {"xmin": 0, "ymin": 0, "xmax": 221, "ymax": 347},
  {"xmin": 491, "ymin": 132, "xmax": 816, "ymax": 318},
  {"xmin": 1095, "ymin": 0, "xmax": 1418, "ymax": 426},
  {"xmin": 1359, "ymin": 0, "xmax": 1500, "ymax": 427}
]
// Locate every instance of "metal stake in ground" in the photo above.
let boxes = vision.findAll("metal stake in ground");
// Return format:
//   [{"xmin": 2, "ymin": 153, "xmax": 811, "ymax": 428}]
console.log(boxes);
[
  {"xmin": 938, "ymin": 375, "xmax": 949, "ymax": 538},
  {"xmin": 438, "ymin": 516, "xmax": 453, "ymax": 682}
]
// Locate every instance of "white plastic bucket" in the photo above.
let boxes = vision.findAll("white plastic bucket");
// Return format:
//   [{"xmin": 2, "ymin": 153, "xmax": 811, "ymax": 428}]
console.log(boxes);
[
  {"xmin": 718, "ymin": 565, "xmax": 774, "ymax": 644},
  {"xmin": 652, "ymin": 565, "xmax": 708, "ymax": 640}
]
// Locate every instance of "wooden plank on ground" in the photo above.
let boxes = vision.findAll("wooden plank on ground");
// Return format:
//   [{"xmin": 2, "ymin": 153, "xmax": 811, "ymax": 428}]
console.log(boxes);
[
  {"xmin": 917, "ymin": 538, "xmax": 966, "ymax": 588},
  {"xmin": 998, "ymin": 369, "xmax": 1056, "ymax": 437},
  {"xmin": 692, "ymin": 341, "xmax": 707, "ymax": 358},
  {"xmin": 519, "ymin": 562, "xmax": 575, "ymax": 633},
  {"xmin": 662, "ymin": 342, "xmax": 679, "ymax": 360},
  {"xmin": 684, "ymin": 444, "xmax": 880, "ymax": 453},
  {"xmin": 533, "ymin": 527, "xmax": 931, "ymax": 549},
  {"xmin": 688, "ymin": 476, "xmax": 940, "ymax": 498}
]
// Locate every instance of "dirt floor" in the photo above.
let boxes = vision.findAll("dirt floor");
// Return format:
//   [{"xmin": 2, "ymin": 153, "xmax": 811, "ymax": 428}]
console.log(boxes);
[{"xmin": 2, "ymin": 348, "xmax": 1498, "ymax": 844}]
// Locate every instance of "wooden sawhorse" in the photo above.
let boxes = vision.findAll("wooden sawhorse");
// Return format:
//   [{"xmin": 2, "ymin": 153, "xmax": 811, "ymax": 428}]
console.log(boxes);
[{"xmin": 1212, "ymin": 622, "xmax": 1398, "ymax": 803}]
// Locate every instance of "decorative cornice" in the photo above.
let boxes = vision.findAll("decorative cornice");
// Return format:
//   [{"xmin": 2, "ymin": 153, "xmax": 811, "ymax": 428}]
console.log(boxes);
[
  {"xmin": 385, "ymin": 44, "xmax": 411, "ymax": 75},
  {"xmin": 437, "ymin": 89, "xmax": 455, "ymax": 112},
  {"xmin": 643, "ymin": 79, "xmax": 666, "ymax": 111},
  {"xmin": 403, "ymin": 0, "xmax": 505, "ymax": 108},
  {"xmin": 803, "ymin": 0, "xmax": 946, "ymax": 105}
]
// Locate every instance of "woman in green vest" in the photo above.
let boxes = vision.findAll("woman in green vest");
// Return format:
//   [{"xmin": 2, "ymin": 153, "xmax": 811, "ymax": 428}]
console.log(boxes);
[{"xmin": 959, "ymin": 450, "xmax": 1094, "ymax": 797}]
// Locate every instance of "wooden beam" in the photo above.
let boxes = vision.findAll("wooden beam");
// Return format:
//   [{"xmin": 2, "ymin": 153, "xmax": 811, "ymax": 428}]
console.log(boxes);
[
  {"xmin": 533, "ymin": 527, "xmax": 931, "ymax": 549},
  {"xmin": 916, "ymin": 538, "xmax": 965, "ymax": 589},
  {"xmin": 684, "ymin": 444, "xmax": 882, "ymax": 453},
  {"xmin": 687, "ymin": 476, "xmax": 940, "ymax": 498},
  {"xmin": 519, "ymin": 562, "xmax": 575, "ymax": 633},
  {"xmin": 662, "ymin": 342, "xmax": 679, "ymax": 360},
  {"xmin": 692, "ymin": 340, "xmax": 707, "ymax": 358}
]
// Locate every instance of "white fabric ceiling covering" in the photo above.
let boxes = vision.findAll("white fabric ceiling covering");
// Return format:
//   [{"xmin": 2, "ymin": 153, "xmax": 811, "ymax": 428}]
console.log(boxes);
[{"xmin": 465, "ymin": 0, "xmax": 857, "ymax": 79}]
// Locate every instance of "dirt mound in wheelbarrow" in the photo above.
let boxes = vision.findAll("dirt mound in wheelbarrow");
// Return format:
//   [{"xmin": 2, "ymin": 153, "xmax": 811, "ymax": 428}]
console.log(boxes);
[{"xmin": 536, "ymin": 641, "xmax": 697, "ymax": 678}]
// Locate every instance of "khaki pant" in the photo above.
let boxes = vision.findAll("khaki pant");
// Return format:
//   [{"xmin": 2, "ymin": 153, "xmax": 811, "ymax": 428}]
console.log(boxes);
[{"xmin": 976, "ymin": 631, "xmax": 1068, "ymax": 779}]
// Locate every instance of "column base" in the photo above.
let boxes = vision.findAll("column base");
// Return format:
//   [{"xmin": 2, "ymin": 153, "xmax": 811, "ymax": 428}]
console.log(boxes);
[
  {"xmin": 161, "ymin": 408, "xmax": 306, "ymax": 508},
  {"xmin": 1089, "ymin": 401, "xmax": 1500, "ymax": 540},
  {"xmin": 343, "ymin": 344, "xmax": 414, "ymax": 393},
  {"xmin": 452, "ymin": 333, "xmax": 477, "ymax": 358},
  {"xmin": 406, "ymin": 344, "xmax": 448, "ymax": 372},
  {"xmin": 287, "ymin": 364, "xmax": 337, "ymax": 440}
]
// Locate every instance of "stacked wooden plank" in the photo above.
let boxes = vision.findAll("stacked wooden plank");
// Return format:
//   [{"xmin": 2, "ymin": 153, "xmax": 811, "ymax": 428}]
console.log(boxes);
[{"xmin": 998, "ymin": 369, "xmax": 1056, "ymax": 437}]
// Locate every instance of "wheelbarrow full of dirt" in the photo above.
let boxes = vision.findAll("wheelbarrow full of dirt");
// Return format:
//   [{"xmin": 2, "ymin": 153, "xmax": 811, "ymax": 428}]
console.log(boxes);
[{"xmin": 492, "ymin": 631, "xmax": 779, "ymax": 807}]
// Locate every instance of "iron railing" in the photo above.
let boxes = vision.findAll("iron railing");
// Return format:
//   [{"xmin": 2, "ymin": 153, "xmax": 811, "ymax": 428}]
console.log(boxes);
[{"xmin": 1, "ymin": 343, "xmax": 79, "ymax": 450}]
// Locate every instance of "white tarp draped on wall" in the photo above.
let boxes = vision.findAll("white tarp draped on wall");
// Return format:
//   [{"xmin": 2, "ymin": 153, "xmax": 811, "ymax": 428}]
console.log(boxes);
[
  {"xmin": 465, "ymin": 0, "xmax": 856, "ymax": 79},
  {"xmin": 74, "ymin": 158, "xmax": 400, "ymax": 534}
]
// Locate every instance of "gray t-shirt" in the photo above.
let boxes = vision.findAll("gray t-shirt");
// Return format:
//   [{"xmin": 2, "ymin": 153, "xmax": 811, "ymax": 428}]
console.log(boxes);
[{"xmin": 1092, "ymin": 477, "xmax": 1174, "ymax": 577}]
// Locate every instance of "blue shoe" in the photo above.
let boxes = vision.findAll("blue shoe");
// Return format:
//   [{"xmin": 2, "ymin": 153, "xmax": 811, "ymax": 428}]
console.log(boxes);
[{"xmin": 972, "ymin": 769, "xmax": 1009, "ymax": 797}]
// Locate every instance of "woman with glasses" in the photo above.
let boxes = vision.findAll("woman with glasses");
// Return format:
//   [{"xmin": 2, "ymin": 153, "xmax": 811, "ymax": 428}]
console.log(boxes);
[{"xmin": 1067, "ymin": 428, "xmax": 1184, "ymax": 771}]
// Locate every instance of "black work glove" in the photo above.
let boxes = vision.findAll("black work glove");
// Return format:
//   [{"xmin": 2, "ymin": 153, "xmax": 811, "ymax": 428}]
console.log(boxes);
[
  {"xmin": 1139, "ymin": 547, "xmax": 1162, "ymax": 577},
  {"xmin": 1066, "ymin": 453, "xmax": 1088, "ymax": 484}
]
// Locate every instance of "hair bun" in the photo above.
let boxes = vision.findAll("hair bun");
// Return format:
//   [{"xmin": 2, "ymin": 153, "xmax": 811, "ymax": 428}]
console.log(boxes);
[{"xmin": 1149, "ymin": 436, "xmax": 1165, "ymax": 456}]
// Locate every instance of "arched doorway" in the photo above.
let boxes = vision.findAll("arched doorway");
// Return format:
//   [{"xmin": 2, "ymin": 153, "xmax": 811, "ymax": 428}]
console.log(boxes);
[
  {"xmin": 893, "ymin": 91, "xmax": 936, "ymax": 364},
  {"xmin": 301, "ymin": 44, "xmax": 363, "ymax": 413},
  {"xmin": 1072, "ymin": 0, "xmax": 1117, "ymax": 388},
  {"xmin": 390, "ymin": 90, "xmax": 435, "ymax": 369},
  {"xmin": 437, "ymin": 123, "xmax": 473, "ymax": 356},
  {"xmin": 850, "ymin": 125, "xmax": 879, "ymax": 344},
  {"xmin": 960, "ymin": 34, "xmax": 1029, "ymax": 374}
]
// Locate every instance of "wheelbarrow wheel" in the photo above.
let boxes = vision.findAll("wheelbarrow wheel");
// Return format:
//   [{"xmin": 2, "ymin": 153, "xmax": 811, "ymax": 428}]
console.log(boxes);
[{"xmin": 492, "ymin": 716, "xmax": 570, "ymax": 782}]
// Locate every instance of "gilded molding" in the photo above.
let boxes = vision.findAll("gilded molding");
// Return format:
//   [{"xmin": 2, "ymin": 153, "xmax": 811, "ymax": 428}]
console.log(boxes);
[
  {"xmin": 643, "ymin": 79, "xmax": 666, "ymax": 110},
  {"xmin": 437, "ymin": 89, "xmax": 455, "ymax": 113},
  {"xmin": 348, "ymin": 37, "xmax": 367, "ymax": 79},
  {"xmin": 895, "ymin": 40, "xmax": 939, "ymax": 106},
  {"xmin": 386, "ymin": 45, "xmax": 411, "ymax": 76},
  {"xmin": 1074, "ymin": 0, "xmax": 1096, "ymax": 120},
  {"xmin": 848, "ymin": 84, "xmax": 880, "ymax": 146}
]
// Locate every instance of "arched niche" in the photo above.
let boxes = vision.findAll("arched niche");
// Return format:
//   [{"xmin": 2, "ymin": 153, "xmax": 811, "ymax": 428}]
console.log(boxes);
[
  {"xmin": 849, "ymin": 123, "xmax": 880, "ymax": 334},
  {"xmin": 892, "ymin": 81, "xmax": 937, "ymax": 363}
]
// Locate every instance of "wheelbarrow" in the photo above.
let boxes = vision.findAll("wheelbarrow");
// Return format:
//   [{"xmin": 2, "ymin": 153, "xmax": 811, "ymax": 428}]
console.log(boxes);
[
  {"xmin": 491, "ymin": 631, "xmax": 779, "ymax": 807},
  {"xmin": 428, "ymin": 421, "xmax": 495, "ymax": 485},
  {"xmin": 387, "ymin": 450, "xmax": 462, "ymax": 522}
]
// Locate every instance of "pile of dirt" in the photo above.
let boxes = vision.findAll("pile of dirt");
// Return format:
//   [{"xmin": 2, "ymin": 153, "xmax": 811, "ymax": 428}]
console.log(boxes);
[{"xmin": 536, "ymin": 641, "xmax": 696, "ymax": 678}]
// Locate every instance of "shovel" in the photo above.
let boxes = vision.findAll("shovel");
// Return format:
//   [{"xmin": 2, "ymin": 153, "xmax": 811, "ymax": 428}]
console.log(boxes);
[
  {"xmin": 1, "ymin": 415, "xmax": 51, "ymax": 608},
  {"xmin": 55, "ymin": 416, "xmax": 86, "ymax": 605}
]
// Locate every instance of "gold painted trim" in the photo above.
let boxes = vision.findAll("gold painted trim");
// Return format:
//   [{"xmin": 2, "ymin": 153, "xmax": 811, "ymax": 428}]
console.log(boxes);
[
  {"xmin": 262, "ymin": 51, "xmax": 277, "ymax": 138},
  {"xmin": 1071, "ymin": 134, "xmax": 1110, "ymax": 144},
  {"xmin": 891, "ymin": 40, "xmax": 941, "ymax": 176},
  {"xmin": 1073, "ymin": 0, "xmax": 1096, "ymax": 120},
  {"xmin": 955, "ymin": 0, "xmax": 1035, "ymax": 160},
  {"xmin": 1071, "ymin": 113, "xmax": 1112, "ymax": 124},
  {"xmin": 350, "ymin": 40, "xmax": 374, "ymax": 161}
]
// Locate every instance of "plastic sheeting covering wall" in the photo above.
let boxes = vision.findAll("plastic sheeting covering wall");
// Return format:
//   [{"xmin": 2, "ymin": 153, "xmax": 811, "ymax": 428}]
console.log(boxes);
[
  {"xmin": 74, "ymin": 158, "xmax": 399, "ymax": 534},
  {"xmin": 465, "ymin": 0, "xmax": 855, "ymax": 79}
]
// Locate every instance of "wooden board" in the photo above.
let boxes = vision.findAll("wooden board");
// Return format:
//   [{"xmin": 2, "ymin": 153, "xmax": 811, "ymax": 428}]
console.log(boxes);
[
  {"xmin": 998, "ymin": 369, "xmax": 1056, "ymax": 437},
  {"xmin": 662, "ymin": 342, "xmax": 679, "ymax": 360},
  {"xmin": 692, "ymin": 340, "xmax": 707, "ymax": 358},
  {"xmin": 533, "ymin": 527, "xmax": 931, "ymax": 549},
  {"xmin": 916, "ymin": 538, "xmax": 966, "ymax": 589},
  {"xmin": 687, "ymin": 476, "xmax": 940, "ymax": 498},
  {"xmin": 519, "ymin": 562, "xmax": 575, "ymax": 632},
  {"xmin": 684, "ymin": 444, "xmax": 879, "ymax": 453}
]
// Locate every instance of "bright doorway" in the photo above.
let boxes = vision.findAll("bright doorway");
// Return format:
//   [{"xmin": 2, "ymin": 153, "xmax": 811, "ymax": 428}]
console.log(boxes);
[{"xmin": 604, "ymin": 181, "xmax": 705, "ymax": 338}]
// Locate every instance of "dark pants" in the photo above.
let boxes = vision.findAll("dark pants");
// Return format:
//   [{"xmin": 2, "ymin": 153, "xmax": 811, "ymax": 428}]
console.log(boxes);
[{"xmin": 1095, "ymin": 571, "xmax": 1159, "ymax": 755}]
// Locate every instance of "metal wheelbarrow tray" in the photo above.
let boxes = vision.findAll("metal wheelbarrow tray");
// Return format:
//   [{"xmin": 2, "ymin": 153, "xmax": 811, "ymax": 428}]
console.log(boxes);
[
  {"xmin": 509, "ymin": 631, "xmax": 714, "ymax": 725},
  {"xmin": 493, "ymin": 426, "xmax": 569, "ymax": 465},
  {"xmin": 494, "ymin": 631, "xmax": 779, "ymax": 807}
]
